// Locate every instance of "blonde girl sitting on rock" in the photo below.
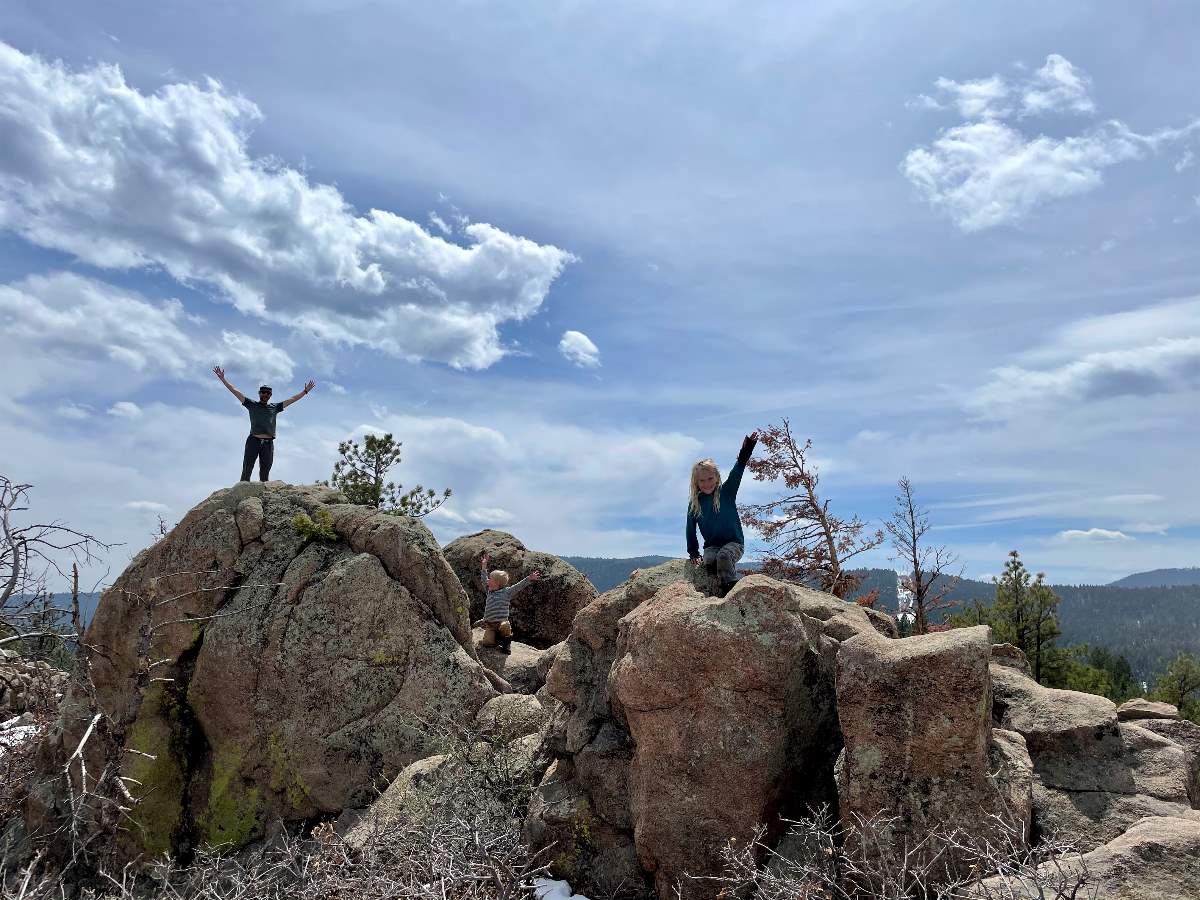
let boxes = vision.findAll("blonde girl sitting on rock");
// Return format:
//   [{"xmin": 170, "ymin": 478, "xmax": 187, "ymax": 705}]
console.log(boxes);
[
  {"xmin": 686, "ymin": 433, "xmax": 758, "ymax": 596},
  {"xmin": 476, "ymin": 552, "xmax": 541, "ymax": 654}
]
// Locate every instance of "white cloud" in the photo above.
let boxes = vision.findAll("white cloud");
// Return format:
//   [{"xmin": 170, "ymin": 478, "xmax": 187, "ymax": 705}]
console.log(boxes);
[
  {"xmin": 1020, "ymin": 54, "xmax": 1095, "ymax": 118},
  {"xmin": 216, "ymin": 332, "xmax": 296, "ymax": 385},
  {"xmin": 1056, "ymin": 528, "xmax": 1133, "ymax": 542},
  {"xmin": 0, "ymin": 272, "xmax": 294, "ymax": 387},
  {"xmin": 428, "ymin": 211, "xmax": 452, "ymax": 235},
  {"xmin": 125, "ymin": 500, "xmax": 170, "ymax": 513},
  {"xmin": 0, "ymin": 43, "xmax": 576, "ymax": 369},
  {"xmin": 56, "ymin": 402, "xmax": 92, "ymax": 420},
  {"xmin": 912, "ymin": 55, "xmax": 1094, "ymax": 123},
  {"xmin": 903, "ymin": 54, "xmax": 1199, "ymax": 230},
  {"xmin": 1177, "ymin": 150, "xmax": 1195, "ymax": 172},
  {"xmin": 108, "ymin": 401, "xmax": 143, "ymax": 418},
  {"xmin": 902, "ymin": 120, "xmax": 1153, "ymax": 231},
  {"xmin": 930, "ymin": 74, "xmax": 1012, "ymax": 120},
  {"xmin": 558, "ymin": 330, "xmax": 601, "ymax": 368},
  {"xmin": 469, "ymin": 507, "xmax": 515, "ymax": 526}
]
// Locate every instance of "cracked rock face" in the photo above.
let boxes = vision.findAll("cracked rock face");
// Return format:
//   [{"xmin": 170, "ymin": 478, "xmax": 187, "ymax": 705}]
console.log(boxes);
[{"xmin": 56, "ymin": 482, "xmax": 495, "ymax": 858}]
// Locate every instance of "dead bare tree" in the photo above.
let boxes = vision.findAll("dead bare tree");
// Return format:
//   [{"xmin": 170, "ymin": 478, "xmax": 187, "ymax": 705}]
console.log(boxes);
[
  {"xmin": 1, "ymin": 476, "xmax": 112, "ymax": 656},
  {"xmin": 884, "ymin": 477, "xmax": 961, "ymax": 636},
  {"xmin": 740, "ymin": 420, "xmax": 883, "ymax": 600}
]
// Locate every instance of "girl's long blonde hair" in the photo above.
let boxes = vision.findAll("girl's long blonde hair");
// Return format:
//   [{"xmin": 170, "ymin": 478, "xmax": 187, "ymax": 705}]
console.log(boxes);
[{"xmin": 688, "ymin": 458, "xmax": 722, "ymax": 518}]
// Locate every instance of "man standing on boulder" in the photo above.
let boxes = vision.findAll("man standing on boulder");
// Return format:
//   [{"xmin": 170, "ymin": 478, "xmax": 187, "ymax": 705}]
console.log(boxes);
[{"xmin": 213, "ymin": 366, "xmax": 316, "ymax": 482}]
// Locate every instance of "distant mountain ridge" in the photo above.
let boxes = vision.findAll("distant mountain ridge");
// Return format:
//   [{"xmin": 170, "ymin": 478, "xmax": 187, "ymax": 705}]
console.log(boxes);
[{"xmin": 1109, "ymin": 568, "xmax": 1200, "ymax": 588}]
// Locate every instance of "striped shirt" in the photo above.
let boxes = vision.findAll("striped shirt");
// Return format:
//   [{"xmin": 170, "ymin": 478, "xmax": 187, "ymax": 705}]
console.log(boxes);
[{"xmin": 480, "ymin": 563, "xmax": 533, "ymax": 623}]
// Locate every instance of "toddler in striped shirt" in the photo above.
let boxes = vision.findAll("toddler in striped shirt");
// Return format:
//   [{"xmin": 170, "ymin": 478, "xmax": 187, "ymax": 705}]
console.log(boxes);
[{"xmin": 477, "ymin": 552, "xmax": 541, "ymax": 654}]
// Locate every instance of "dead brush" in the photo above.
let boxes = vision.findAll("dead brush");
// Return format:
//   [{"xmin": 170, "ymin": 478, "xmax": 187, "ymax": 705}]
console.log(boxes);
[
  {"xmin": 691, "ymin": 807, "xmax": 1097, "ymax": 900},
  {"xmin": 1, "ymin": 712, "xmax": 553, "ymax": 900}
]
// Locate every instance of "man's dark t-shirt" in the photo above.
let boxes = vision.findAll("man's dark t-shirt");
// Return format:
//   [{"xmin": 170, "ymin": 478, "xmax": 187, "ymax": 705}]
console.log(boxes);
[{"xmin": 242, "ymin": 399, "xmax": 285, "ymax": 437}]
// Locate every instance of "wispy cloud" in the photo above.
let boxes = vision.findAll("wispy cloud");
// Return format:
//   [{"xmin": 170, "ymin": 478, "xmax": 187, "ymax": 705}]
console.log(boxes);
[
  {"xmin": 1056, "ymin": 527, "xmax": 1133, "ymax": 542},
  {"xmin": 56, "ymin": 402, "xmax": 93, "ymax": 421}
]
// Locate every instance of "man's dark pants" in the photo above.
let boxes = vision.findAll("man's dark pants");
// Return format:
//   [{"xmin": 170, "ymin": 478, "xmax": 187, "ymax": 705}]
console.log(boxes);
[{"xmin": 241, "ymin": 436, "xmax": 274, "ymax": 482}]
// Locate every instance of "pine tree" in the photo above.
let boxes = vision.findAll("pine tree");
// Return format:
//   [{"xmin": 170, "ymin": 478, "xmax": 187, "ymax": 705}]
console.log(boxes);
[
  {"xmin": 323, "ymin": 432, "xmax": 451, "ymax": 517},
  {"xmin": 1152, "ymin": 652, "xmax": 1200, "ymax": 722},
  {"xmin": 1028, "ymin": 575, "xmax": 1062, "ymax": 683},
  {"xmin": 992, "ymin": 550, "xmax": 1033, "ymax": 650}
]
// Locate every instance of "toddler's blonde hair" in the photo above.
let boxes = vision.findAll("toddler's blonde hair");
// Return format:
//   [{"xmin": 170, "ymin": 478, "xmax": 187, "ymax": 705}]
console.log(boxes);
[
  {"xmin": 489, "ymin": 570, "xmax": 511, "ymax": 588},
  {"xmin": 689, "ymin": 458, "xmax": 722, "ymax": 518}
]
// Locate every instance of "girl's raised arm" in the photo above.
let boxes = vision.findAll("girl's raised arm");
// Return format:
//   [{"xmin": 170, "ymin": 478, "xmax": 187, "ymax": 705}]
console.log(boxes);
[{"xmin": 724, "ymin": 432, "xmax": 759, "ymax": 495}]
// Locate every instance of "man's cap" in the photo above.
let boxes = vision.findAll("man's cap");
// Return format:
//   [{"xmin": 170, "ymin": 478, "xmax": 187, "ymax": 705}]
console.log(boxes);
[{"xmin": 259, "ymin": 385, "xmax": 273, "ymax": 392}]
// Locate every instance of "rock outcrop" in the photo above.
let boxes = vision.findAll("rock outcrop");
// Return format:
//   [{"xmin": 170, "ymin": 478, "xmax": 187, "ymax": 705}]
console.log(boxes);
[
  {"xmin": 1118, "ymin": 698, "xmax": 1180, "ymax": 721},
  {"xmin": 0, "ymin": 650, "xmax": 68, "ymax": 716},
  {"xmin": 528, "ymin": 565, "xmax": 896, "ymax": 900},
  {"xmin": 991, "ymin": 662, "xmax": 1199, "ymax": 849},
  {"xmin": 39, "ymin": 482, "xmax": 497, "ymax": 858},
  {"xmin": 837, "ymin": 627, "xmax": 1033, "ymax": 864},
  {"xmin": 443, "ymin": 531, "xmax": 597, "ymax": 648}
]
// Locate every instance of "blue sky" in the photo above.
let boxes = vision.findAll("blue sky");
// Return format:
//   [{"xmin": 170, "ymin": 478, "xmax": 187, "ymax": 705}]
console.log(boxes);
[{"xmin": 3, "ymin": 1, "xmax": 1200, "ymax": 589}]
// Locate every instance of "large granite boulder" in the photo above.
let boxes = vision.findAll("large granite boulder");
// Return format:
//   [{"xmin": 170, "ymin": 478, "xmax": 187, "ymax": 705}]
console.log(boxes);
[
  {"xmin": 528, "ymin": 565, "xmax": 894, "ymax": 900},
  {"xmin": 443, "ymin": 530, "xmax": 596, "ymax": 648},
  {"xmin": 837, "ymin": 626, "xmax": 1032, "ymax": 865},
  {"xmin": 1137, "ymin": 717, "xmax": 1200, "ymax": 807},
  {"xmin": 608, "ymin": 577, "xmax": 841, "ymax": 900},
  {"xmin": 991, "ymin": 663, "xmax": 1200, "ymax": 849},
  {"xmin": 39, "ymin": 482, "xmax": 496, "ymax": 859}
]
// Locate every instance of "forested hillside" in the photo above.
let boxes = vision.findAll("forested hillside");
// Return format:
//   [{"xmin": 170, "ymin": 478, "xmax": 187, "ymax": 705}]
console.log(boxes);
[
  {"xmin": 562, "ymin": 555, "xmax": 675, "ymax": 592},
  {"xmin": 933, "ymin": 576, "xmax": 1200, "ymax": 681}
]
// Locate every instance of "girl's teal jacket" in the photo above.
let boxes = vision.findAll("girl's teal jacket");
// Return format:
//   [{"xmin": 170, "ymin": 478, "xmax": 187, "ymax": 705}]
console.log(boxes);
[{"xmin": 686, "ymin": 435, "xmax": 757, "ymax": 558}]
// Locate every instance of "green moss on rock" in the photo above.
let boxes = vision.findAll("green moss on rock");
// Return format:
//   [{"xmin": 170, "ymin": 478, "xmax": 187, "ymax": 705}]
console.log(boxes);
[
  {"xmin": 124, "ymin": 683, "xmax": 186, "ymax": 857},
  {"xmin": 267, "ymin": 731, "xmax": 313, "ymax": 812},
  {"xmin": 198, "ymin": 746, "xmax": 264, "ymax": 847}
]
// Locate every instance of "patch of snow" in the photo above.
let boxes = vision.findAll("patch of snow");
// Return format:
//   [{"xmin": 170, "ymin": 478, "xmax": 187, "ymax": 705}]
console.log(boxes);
[
  {"xmin": 534, "ymin": 877, "xmax": 591, "ymax": 900},
  {"xmin": 0, "ymin": 719, "xmax": 40, "ymax": 760}
]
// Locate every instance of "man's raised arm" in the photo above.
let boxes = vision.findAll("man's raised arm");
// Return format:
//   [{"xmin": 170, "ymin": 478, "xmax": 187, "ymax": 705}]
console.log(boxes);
[
  {"xmin": 279, "ymin": 380, "xmax": 316, "ymax": 409},
  {"xmin": 213, "ymin": 366, "xmax": 246, "ymax": 403}
]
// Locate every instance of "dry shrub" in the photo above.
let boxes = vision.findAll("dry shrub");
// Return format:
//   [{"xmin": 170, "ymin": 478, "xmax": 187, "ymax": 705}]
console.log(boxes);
[
  {"xmin": 2, "ymin": 715, "xmax": 551, "ymax": 900},
  {"xmin": 693, "ymin": 808, "xmax": 1097, "ymax": 900}
]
